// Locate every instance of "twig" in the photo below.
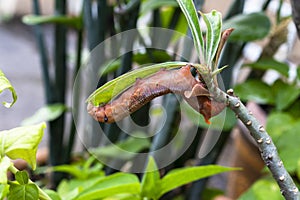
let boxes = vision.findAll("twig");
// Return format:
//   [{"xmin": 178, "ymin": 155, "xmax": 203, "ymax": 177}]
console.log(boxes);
[{"xmin": 195, "ymin": 66, "xmax": 300, "ymax": 200}]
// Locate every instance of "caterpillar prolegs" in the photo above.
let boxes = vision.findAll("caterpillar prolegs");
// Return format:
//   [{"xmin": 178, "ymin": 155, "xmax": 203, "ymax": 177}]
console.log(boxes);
[{"xmin": 87, "ymin": 65, "xmax": 225, "ymax": 124}]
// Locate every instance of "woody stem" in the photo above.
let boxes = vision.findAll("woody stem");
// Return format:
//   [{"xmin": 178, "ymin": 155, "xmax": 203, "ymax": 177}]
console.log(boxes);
[{"xmin": 196, "ymin": 65, "xmax": 299, "ymax": 200}]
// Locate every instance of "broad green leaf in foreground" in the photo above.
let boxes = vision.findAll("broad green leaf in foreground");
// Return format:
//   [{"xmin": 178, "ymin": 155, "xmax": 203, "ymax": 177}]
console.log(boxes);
[
  {"xmin": 86, "ymin": 61, "xmax": 188, "ymax": 106},
  {"xmin": 15, "ymin": 171, "xmax": 29, "ymax": 185},
  {"xmin": 8, "ymin": 182, "xmax": 39, "ymax": 200},
  {"xmin": 21, "ymin": 104, "xmax": 67, "ymax": 125},
  {"xmin": 223, "ymin": 12, "xmax": 271, "ymax": 42},
  {"xmin": 0, "ymin": 70, "xmax": 17, "ymax": 108},
  {"xmin": 176, "ymin": 0, "xmax": 205, "ymax": 63},
  {"xmin": 0, "ymin": 122, "xmax": 46, "ymax": 170},
  {"xmin": 158, "ymin": 165, "xmax": 239, "ymax": 198},
  {"xmin": 141, "ymin": 157, "xmax": 161, "ymax": 199},
  {"xmin": 201, "ymin": 10, "xmax": 222, "ymax": 66},
  {"xmin": 74, "ymin": 173, "xmax": 140, "ymax": 200}
]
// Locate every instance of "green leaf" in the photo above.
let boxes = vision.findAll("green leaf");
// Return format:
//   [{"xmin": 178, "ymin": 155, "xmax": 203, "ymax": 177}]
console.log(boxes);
[
  {"xmin": 86, "ymin": 61, "xmax": 187, "ymax": 106},
  {"xmin": 276, "ymin": 121, "xmax": 300, "ymax": 172},
  {"xmin": 141, "ymin": 157, "xmax": 161, "ymax": 199},
  {"xmin": 22, "ymin": 15, "xmax": 82, "ymax": 29},
  {"xmin": 0, "ymin": 123, "xmax": 46, "ymax": 170},
  {"xmin": 201, "ymin": 10, "xmax": 222, "ymax": 66},
  {"xmin": 141, "ymin": 0, "xmax": 178, "ymax": 15},
  {"xmin": 103, "ymin": 194, "xmax": 141, "ymax": 200},
  {"xmin": 234, "ymin": 80, "xmax": 274, "ymax": 104},
  {"xmin": 133, "ymin": 50, "xmax": 172, "ymax": 65},
  {"xmin": 238, "ymin": 178, "xmax": 283, "ymax": 200},
  {"xmin": 223, "ymin": 12, "xmax": 271, "ymax": 42},
  {"xmin": 0, "ymin": 184, "xmax": 10, "ymax": 199},
  {"xmin": 201, "ymin": 188, "xmax": 224, "ymax": 200},
  {"xmin": 176, "ymin": 0, "xmax": 205, "ymax": 62},
  {"xmin": 0, "ymin": 70, "xmax": 17, "ymax": 108},
  {"xmin": 297, "ymin": 66, "xmax": 300, "ymax": 80},
  {"xmin": 266, "ymin": 112, "xmax": 294, "ymax": 142},
  {"xmin": 99, "ymin": 59, "xmax": 121, "ymax": 76},
  {"xmin": 8, "ymin": 182, "xmax": 39, "ymax": 200},
  {"xmin": 52, "ymin": 162, "xmax": 104, "ymax": 180},
  {"xmin": 286, "ymin": 100, "xmax": 300, "ymax": 119},
  {"xmin": 15, "ymin": 171, "xmax": 29, "ymax": 185},
  {"xmin": 90, "ymin": 132, "xmax": 151, "ymax": 160},
  {"xmin": 57, "ymin": 179, "xmax": 95, "ymax": 200},
  {"xmin": 272, "ymin": 80, "xmax": 300, "ymax": 111},
  {"xmin": 0, "ymin": 157, "xmax": 11, "ymax": 184},
  {"xmin": 297, "ymin": 160, "xmax": 300, "ymax": 181},
  {"xmin": 43, "ymin": 189, "xmax": 62, "ymax": 200},
  {"xmin": 75, "ymin": 173, "xmax": 140, "ymax": 200},
  {"xmin": 246, "ymin": 59, "xmax": 289, "ymax": 77},
  {"xmin": 21, "ymin": 104, "xmax": 67, "ymax": 125},
  {"xmin": 158, "ymin": 165, "xmax": 238, "ymax": 198}
]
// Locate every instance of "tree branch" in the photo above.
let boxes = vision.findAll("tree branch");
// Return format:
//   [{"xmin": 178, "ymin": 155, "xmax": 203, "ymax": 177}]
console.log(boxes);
[{"xmin": 195, "ymin": 65, "xmax": 300, "ymax": 200}]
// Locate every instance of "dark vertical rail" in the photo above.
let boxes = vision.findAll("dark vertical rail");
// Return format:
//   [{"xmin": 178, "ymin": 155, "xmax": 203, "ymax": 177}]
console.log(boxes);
[{"xmin": 49, "ymin": 0, "xmax": 67, "ymax": 187}]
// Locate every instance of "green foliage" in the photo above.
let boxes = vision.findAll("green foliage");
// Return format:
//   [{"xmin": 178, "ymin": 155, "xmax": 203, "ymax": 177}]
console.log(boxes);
[
  {"xmin": 140, "ymin": 157, "xmax": 161, "ymax": 198},
  {"xmin": 201, "ymin": 10, "xmax": 222, "ymax": 66},
  {"xmin": 0, "ymin": 157, "xmax": 11, "ymax": 184},
  {"xmin": 0, "ymin": 123, "xmax": 46, "ymax": 170},
  {"xmin": 15, "ymin": 171, "xmax": 30, "ymax": 185},
  {"xmin": 86, "ymin": 61, "xmax": 187, "ymax": 106},
  {"xmin": 272, "ymin": 80, "xmax": 300, "ymax": 111},
  {"xmin": 50, "ymin": 156, "xmax": 237, "ymax": 200},
  {"xmin": 266, "ymin": 112, "xmax": 294, "ymax": 142},
  {"xmin": 234, "ymin": 80, "xmax": 274, "ymax": 104},
  {"xmin": 8, "ymin": 181, "xmax": 39, "ymax": 200},
  {"xmin": 245, "ymin": 59, "xmax": 289, "ymax": 77},
  {"xmin": 21, "ymin": 104, "xmax": 68, "ymax": 125},
  {"xmin": 0, "ymin": 70, "xmax": 17, "ymax": 108},
  {"xmin": 0, "ymin": 184, "xmax": 10, "ymax": 199},
  {"xmin": 223, "ymin": 12, "xmax": 271, "ymax": 42},
  {"xmin": 141, "ymin": 0, "xmax": 178, "ymax": 15},
  {"xmin": 158, "ymin": 165, "xmax": 239, "ymax": 198},
  {"xmin": 275, "ymin": 121, "xmax": 300, "ymax": 172},
  {"xmin": 52, "ymin": 156, "xmax": 104, "ymax": 180},
  {"xmin": 90, "ymin": 132, "xmax": 151, "ymax": 160},
  {"xmin": 238, "ymin": 178, "xmax": 283, "ymax": 200},
  {"xmin": 176, "ymin": 0, "xmax": 205, "ymax": 61},
  {"xmin": 74, "ymin": 173, "xmax": 140, "ymax": 200},
  {"xmin": 235, "ymin": 79, "xmax": 300, "ymax": 111},
  {"xmin": 22, "ymin": 15, "xmax": 82, "ymax": 30},
  {"xmin": 0, "ymin": 122, "xmax": 49, "ymax": 200}
]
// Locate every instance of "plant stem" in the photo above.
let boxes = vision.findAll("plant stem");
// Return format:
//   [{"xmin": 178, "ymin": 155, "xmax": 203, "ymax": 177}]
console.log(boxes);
[
  {"xmin": 226, "ymin": 95, "xmax": 299, "ymax": 199},
  {"xmin": 196, "ymin": 66, "xmax": 300, "ymax": 200}
]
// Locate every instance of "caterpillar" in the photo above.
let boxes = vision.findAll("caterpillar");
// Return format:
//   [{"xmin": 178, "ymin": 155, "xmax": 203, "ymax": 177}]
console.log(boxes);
[{"xmin": 87, "ymin": 65, "xmax": 225, "ymax": 124}]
